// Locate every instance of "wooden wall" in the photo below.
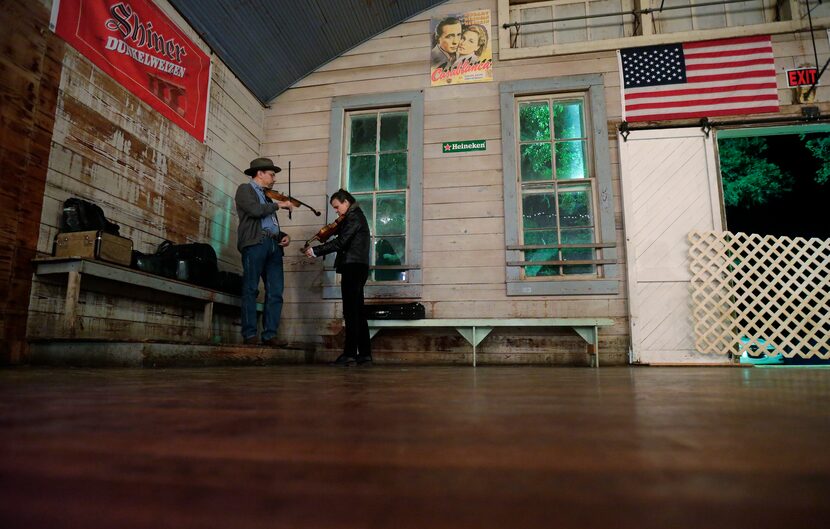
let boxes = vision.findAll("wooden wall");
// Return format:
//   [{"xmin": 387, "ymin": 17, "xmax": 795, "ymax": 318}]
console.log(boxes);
[
  {"xmin": 264, "ymin": 0, "xmax": 830, "ymax": 365},
  {"xmin": 0, "ymin": 0, "xmax": 62, "ymax": 364},
  {"xmin": 21, "ymin": 0, "xmax": 264, "ymax": 354},
  {"xmin": 264, "ymin": 0, "xmax": 630, "ymax": 364}
]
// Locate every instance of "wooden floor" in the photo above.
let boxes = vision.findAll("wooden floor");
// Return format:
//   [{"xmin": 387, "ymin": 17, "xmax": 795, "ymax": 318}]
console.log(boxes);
[{"xmin": 1, "ymin": 366, "xmax": 829, "ymax": 529}]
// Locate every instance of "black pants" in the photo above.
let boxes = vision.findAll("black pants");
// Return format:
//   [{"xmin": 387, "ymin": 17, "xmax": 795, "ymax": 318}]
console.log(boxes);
[{"xmin": 340, "ymin": 264, "xmax": 370, "ymax": 358}]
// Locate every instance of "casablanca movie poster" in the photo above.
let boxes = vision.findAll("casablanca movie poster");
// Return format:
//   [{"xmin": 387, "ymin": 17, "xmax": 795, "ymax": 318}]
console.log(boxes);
[{"xmin": 430, "ymin": 9, "xmax": 493, "ymax": 86}]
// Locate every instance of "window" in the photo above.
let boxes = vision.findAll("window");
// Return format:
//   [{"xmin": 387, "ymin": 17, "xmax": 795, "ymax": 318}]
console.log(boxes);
[
  {"xmin": 500, "ymin": 75, "xmax": 618, "ymax": 295},
  {"xmin": 653, "ymin": 0, "xmax": 779, "ymax": 34},
  {"xmin": 344, "ymin": 109, "xmax": 409, "ymax": 282},
  {"xmin": 517, "ymin": 95, "xmax": 598, "ymax": 278},
  {"xmin": 326, "ymin": 91, "xmax": 424, "ymax": 299},
  {"xmin": 502, "ymin": 0, "xmax": 793, "ymax": 57},
  {"xmin": 509, "ymin": 0, "xmax": 634, "ymax": 47}
]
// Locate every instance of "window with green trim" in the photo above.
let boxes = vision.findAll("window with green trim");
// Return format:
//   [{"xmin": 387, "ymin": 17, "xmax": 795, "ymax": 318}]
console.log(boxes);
[
  {"xmin": 344, "ymin": 108, "xmax": 409, "ymax": 282},
  {"xmin": 516, "ymin": 94, "xmax": 599, "ymax": 279}
]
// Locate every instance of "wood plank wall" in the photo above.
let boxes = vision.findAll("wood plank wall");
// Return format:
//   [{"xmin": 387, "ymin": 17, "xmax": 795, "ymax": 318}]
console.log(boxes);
[
  {"xmin": 263, "ymin": 0, "xmax": 629, "ymax": 364},
  {"xmin": 21, "ymin": 0, "xmax": 265, "ymax": 353},
  {"xmin": 263, "ymin": 0, "xmax": 830, "ymax": 365},
  {"xmin": 0, "ymin": 0, "xmax": 62, "ymax": 364}
]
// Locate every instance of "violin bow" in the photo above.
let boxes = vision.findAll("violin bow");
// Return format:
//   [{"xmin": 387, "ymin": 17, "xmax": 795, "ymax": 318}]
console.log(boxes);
[{"xmin": 287, "ymin": 160, "xmax": 292, "ymax": 220}]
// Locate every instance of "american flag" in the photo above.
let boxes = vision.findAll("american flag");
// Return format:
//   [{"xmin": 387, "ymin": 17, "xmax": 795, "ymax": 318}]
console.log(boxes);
[{"xmin": 619, "ymin": 35, "xmax": 779, "ymax": 122}]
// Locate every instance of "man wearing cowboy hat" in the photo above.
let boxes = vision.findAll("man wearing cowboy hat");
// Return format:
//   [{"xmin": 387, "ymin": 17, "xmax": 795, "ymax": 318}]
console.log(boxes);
[{"xmin": 235, "ymin": 157, "xmax": 295, "ymax": 345}]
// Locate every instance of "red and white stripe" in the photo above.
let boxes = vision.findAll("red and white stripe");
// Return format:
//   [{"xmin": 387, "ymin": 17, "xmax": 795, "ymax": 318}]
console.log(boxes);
[{"xmin": 623, "ymin": 35, "xmax": 779, "ymax": 122}]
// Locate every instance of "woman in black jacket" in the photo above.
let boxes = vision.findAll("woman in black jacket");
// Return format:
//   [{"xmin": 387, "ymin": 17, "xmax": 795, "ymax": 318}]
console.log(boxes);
[{"xmin": 304, "ymin": 189, "xmax": 372, "ymax": 365}]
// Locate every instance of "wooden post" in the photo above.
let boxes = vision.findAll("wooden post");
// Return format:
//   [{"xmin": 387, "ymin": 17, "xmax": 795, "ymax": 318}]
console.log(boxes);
[
  {"xmin": 202, "ymin": 301, "xmax": 214, "ymax": 342},
  {"xmin": 64, "ymin": 270, "xmax": 82, "ymax": 337}
]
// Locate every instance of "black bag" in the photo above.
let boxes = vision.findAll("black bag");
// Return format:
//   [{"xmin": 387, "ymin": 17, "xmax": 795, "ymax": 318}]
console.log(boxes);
[
  {"xmin": 154, "ymin": 240, "xmax": 219, "ymax": 289},
  {"xmin": 363, "ymin": 302, "xmax": 425, "ymax": 320},
  {"xmin": 216, "ymin": 270, "xmax": 243, "ymax": 296},
  {"xmin": 132, "ymin": 250, "xmax": 177, "ymax": 279},
  {"xmin": 61, "ymin": 197, "xmax": 120, "ymax": 235}
]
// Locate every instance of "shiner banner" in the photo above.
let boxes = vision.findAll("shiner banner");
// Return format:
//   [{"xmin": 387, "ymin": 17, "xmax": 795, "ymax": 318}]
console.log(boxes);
[{"xmin": 50, "ymin": 0, "xmax": 211, "ymax": 142}]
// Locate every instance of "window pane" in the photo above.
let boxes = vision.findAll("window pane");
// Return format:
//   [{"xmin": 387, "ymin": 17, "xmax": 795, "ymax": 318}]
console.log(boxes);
[
  {"xmin": 350, "ymin": 115, "xmax": 377, "ymax": 154},
  {"xmin": 558, "ymin": 188, "xmax": 593, "ymax": 228},
  {"xmin": 520, "ymin": 143, "xmax": 552, "ymax": 181},
  {"xmin": 524, "ymin": 229, "xmax": 559, "ymax": 277},
  {"xmin": 555, "ymin": 141, "xmax": 587, "ymax": 179},
  {"xmin": 522, "ymin": 192, "xmax": 557, "ymax": 230},
  {"xmin": 355, "ymin": 193, "xmax": 373, "ymax": 226},
  {"xmin": 348, "ymin": 154, "xmax": 375, "ymax": 192},
  {"xmin": 553, "ymin": 3, "xmax": 587, "ymax": 44},
  {"xmin": 561, "ymin": 228, "xmax": 595, "ymax": 275},
  {"xmin": 379, "ymin": 153, "xmax": 407, "ymax": 190},
  {"xmin": 553, "ymin": 101, "xmax": 584, "ymax": 140},
  {"xmin": 519, "ymin": 6, "xmax": 554, "ymax": 48},
  {"xmin": 519, "ymin": 102, "xmax": 551, "ymax": 141},
  {"xmin": 380, "ymin": 112, "xmax": 408, "ymax": 151},
  {"xmin": 376, "ymin": 193, "xmax": 406, "ymax": 236},
  {"xmin": 374, "ymin": 236, "xmax": 406, "ymax": 281}
]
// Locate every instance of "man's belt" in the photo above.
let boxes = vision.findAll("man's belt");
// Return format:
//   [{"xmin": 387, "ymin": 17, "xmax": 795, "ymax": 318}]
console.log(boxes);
[{"xmin": 262, "ymin": 231, "xmax": 281, "ymax": 239}]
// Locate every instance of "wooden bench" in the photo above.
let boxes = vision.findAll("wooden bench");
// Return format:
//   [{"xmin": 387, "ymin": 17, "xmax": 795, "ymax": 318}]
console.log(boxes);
[
  {"xmin": 32, "ymin": 257, "xmax": 246, "ymax": 341},
  {"xmin": 367, "ymin": 318, "xmax": 615, "ymax": 367}
]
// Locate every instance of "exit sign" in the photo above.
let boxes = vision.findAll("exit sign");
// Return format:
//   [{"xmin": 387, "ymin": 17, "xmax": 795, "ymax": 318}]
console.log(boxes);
[
  {"xmin": 787, "ymin": 68, "xmax": 819, "ymax": 87},
  {"xmin": 442, "ymin": 140, "xmax": 486, "ymax": 153}
]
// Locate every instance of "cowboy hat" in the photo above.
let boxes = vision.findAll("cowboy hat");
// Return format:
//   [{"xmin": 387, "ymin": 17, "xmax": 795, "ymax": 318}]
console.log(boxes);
[{"xmin": 244, "ymin": 157, "xmax": 282, "ymax": 176}]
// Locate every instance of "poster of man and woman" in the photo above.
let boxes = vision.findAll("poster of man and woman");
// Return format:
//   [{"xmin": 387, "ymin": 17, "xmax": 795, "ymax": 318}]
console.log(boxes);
[{"xmin": 430, "ymin": 9, "xmax": 493, "ymax": 86}]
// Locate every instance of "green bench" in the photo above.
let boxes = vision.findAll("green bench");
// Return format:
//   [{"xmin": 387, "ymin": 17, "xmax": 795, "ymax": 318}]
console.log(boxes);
[{"xmin": 367, "ymin": 318, "xmax": 615, "ymax": 367}]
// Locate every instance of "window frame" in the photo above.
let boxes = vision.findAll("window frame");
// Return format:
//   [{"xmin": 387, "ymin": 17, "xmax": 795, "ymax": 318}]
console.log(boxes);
[
  {"xmin": 325, "ymin": 90, "xmax": 424, "ymax": 299},
  {"xmin": 498, "ymin": 0, "xmax": 806, "ymax": 62},
  {"xmin": 500, "ymin": 74, "xmax": 619, "ymax": 295}
]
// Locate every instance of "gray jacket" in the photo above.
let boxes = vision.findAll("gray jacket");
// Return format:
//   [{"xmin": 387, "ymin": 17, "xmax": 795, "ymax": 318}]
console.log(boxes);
[{"xmin": 235, "ymin": 182, "xmax": 286, "ymax": 253}]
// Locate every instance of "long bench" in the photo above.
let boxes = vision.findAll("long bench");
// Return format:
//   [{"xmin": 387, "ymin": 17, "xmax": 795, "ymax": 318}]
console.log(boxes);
[
  {"xmin": 32, "ymin": 257, "xmax": 245, "ymax": 341},
  {"xmin": 367, "ymin": 318, "xmax": 615, "ymax": 367}
]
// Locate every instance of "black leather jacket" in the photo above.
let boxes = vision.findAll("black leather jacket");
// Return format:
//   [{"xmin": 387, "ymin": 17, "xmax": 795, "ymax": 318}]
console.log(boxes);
[{"xmin": 313, "ymin": 205, "xmax": 370, "ymax": 272}]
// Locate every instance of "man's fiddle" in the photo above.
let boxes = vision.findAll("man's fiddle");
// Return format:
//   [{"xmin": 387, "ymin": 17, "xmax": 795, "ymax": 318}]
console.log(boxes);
[{"xmin": 264, "ymin": 189, "xmax": 322, "ymax": 216}]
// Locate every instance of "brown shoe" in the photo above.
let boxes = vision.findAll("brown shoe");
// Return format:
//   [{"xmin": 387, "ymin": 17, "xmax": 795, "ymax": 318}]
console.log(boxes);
[
  {"xmin": 243, "ymin": 336, "xmax": 259, "ymax": 345},
  {"xmin": 262, "ymin": 337, "xmax": 288, "ymax": 347}
]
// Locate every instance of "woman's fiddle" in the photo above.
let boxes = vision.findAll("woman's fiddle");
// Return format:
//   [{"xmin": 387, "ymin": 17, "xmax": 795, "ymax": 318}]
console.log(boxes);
[
  {"xmin": 264, "ymin": 189, "xmax": 322, "ymax": 216},
  {"xmin": 302, "ymin": 214, "xmax": 345, "ymax": 251}
]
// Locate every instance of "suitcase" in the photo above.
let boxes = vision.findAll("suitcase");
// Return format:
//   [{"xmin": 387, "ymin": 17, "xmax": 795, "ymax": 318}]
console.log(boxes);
[
  {"xmin": 53, "ymin": 230, "xmax": 133, "ymax": 266},
  {"xmin": 363, "ymin": 302, "xmax": 425, "ymax": 320}
]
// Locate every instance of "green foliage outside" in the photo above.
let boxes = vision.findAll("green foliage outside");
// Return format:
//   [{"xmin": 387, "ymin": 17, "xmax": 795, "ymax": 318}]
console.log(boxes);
[
  {"xmin": 518, "ymin": 100, "xmax": 595, "ymax": 277},
  {"xmin": 347, "ymin": 112, "xmax": 408, "ymax": 281},
  {"xmin": 718, "ymin": 137, "xmax": 792, "ymax": 208},
  {"xmin": 802, "ymin": 134, "xmax": 830, "ymax": 185},
  {"xmin": 718, "ymin": 134, "xmax": 830, "ymax": 208}
]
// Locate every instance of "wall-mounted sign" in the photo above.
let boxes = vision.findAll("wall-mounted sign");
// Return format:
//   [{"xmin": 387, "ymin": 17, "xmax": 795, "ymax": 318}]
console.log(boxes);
[
  {"xmin": 430, "ymin": 9, "xmax": 493, "ymax": 86},
  {"xmin": 786, "ymin": 67, "xmax": 819, "ymax": 87},
  {"xmin": 443, "ymin": 140, "xmax": 486, "ymax": 153},
  {"xmin": 50, "ymin": 0, "xmax": 212, "ymax": 142}
]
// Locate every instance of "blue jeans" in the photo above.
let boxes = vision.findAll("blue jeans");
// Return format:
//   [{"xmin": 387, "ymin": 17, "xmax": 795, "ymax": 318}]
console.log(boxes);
[{"xmin": 241, "ymin": 238, "xmax": 284, "ymax": 340}]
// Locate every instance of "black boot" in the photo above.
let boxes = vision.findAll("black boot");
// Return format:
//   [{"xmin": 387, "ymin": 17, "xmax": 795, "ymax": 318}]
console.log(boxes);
[
  {"xmin": 355, "ymin": 354, "xmax": 373, "ymax": 366},
  {"xmin": 331, "ymin": 353, "xmax": 357, "ymax": 366}
]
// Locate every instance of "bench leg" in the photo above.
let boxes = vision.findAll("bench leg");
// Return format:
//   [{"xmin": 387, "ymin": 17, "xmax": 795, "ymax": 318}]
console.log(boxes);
[
  {"xmin": 573, "ymin": 326, "xmax": 600, "ymax": 368},
  {"xmin": 202, "ymin": 301, "xmax": 214, "ymax": 342},
  {"xmin": 456, "ymin": 326, "xmax": 493, "ymax": 367},
  {"xmin": 64, "ymin": 270, "xmax": 82, "ymax": 337}
]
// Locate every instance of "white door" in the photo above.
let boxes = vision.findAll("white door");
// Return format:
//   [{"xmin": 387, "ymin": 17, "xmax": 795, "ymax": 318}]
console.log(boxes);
[{"xmin": 619, "ymin": 128, "xmax": 725, "ymax": 364}]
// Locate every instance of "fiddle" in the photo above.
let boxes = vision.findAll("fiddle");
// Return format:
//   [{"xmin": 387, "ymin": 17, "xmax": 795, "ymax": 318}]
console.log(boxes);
[
  {"xmin": 264, "ymin": 188, "xmax": 322, "ymax": 216},
  {"xmin": 301, "ymin": 214, "xmax": 345, "ymax": 251}
]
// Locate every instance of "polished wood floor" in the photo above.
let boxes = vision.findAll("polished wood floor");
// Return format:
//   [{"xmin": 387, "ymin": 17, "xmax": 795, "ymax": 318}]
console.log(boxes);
[{"xmin": 1, "ymin": 366, "xmax": 829, "ymax": 528}]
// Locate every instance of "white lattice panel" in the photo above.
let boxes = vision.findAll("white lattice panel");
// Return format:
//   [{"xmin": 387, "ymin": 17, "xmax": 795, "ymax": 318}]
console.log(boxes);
[{"xmin": 689, "ymin": 231, "xmax": 830, "ymax": 359}]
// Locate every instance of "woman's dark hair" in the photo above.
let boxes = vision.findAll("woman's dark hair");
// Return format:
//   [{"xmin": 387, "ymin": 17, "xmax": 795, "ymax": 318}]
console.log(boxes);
[{"xmin": 330, "ymin": 188, "xmax": 357, "ymax": 205}]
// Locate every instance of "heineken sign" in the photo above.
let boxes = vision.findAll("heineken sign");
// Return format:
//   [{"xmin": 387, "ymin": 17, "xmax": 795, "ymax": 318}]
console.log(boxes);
[{"xmin": 442, "ymin": 140, "xmax": 486, "ymax": 153}]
